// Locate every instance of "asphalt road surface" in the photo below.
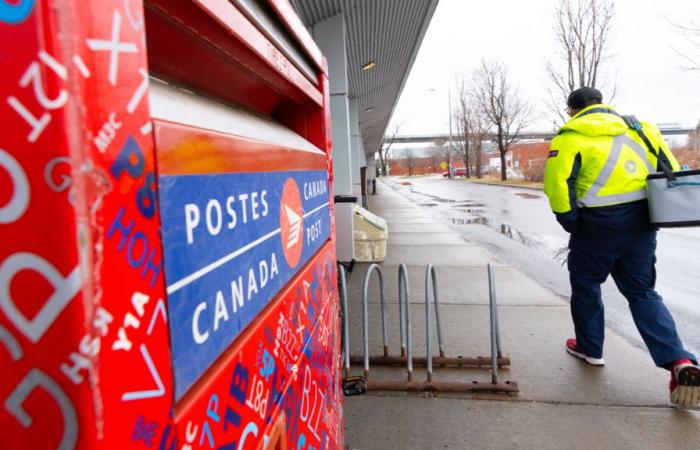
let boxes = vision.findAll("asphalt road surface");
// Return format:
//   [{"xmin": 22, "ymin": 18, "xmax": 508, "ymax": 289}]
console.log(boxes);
[{"xmin": 383, "ymin": 175, "xmax": 700, "ymax": 359}]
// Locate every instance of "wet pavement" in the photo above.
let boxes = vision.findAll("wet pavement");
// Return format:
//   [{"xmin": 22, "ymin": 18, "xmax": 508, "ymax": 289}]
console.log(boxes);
[
  {"xmin": 343, "ymin": 178, "xmax": 700, "ymax": 449},
  {"xmin": 382, "ymin": 175, "xmax": 700, "ymax": 359}
]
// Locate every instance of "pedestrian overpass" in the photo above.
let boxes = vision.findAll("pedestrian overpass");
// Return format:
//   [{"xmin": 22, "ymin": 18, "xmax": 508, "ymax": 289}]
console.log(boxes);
[{"xmin": 387, "ymin": 128, "xmax": 695, "ymax": 145}]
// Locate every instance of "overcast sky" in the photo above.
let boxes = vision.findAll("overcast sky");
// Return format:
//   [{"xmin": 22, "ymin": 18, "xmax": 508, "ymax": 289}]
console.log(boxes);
[{"xmin": 389, "ymin": 0, "xmax": 700, "ymax": 135}]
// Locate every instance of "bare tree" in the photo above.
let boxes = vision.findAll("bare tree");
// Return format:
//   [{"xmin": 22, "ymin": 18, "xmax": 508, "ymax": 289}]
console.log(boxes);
[
  {"xmin": 473, "ymin": 59, "xmax": 531, "ymax": 181},
  {"xmin": 378, "ymin": 123, "xmax": 402, "ymax": 176},
  {"xmin": 426, "ymin": 148, "xmax": 441, "ymax": 174},
  {"xmin": 430, "ymin": 138, "xmax": 454, "ymax": 176},
  {"xmin": 671, "ymin": 18, "xmax": 700, "ymax": 71},
  {"xmin": 400, "ymin": 148, "xmax": 418, "ymax": 176},
  {"xmin": 545, "ymin": 0, "xmax": 616, "ymax": 124},
  {"xmin": 454, "ymin": 77, "xmax": 489, "ymax": 179},
  {"xmin": 672, "ymin": 123, "xmax": 700, "ymax": 169},
  {"xmin": 689, "ymin": 120, "xmax": 700, "ymax": 152},
  {"xmin": 471, "ymin": 130, "xmax": 487, "ymax": 179},
  {"xmin": 427, "ymin": 143, "xmax": 444, "ymax": 168},
  {"xmin": 454, "ymin": 83, "xmax": 472, "ymax": 178},
  {"xmin": 669, "ymin": 18, "xmax": 700, "ymax": 142}
]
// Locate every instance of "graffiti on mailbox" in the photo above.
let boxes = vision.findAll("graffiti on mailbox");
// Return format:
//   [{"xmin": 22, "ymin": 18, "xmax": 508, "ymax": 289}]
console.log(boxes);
[
  {"xmin": 174, "ymin": 244, "xmax": 342, "ymax": 449},
  {"xmin": 1, "ymin": 2, "xmax": 175, "ymax": 449},
  {"xmin": 158, "ymin": 170, "xmax": 331, "ymax": 399}
]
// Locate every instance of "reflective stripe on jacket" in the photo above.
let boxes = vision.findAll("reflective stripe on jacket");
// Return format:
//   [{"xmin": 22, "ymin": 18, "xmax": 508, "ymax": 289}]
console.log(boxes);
[{"xmin": 544, "ymin": 104, "xmax": 679, "ymax": 220}]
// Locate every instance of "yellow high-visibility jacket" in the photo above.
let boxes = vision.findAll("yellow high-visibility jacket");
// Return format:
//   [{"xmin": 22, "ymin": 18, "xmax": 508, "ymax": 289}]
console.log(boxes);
[{"xmin": 544, "ymin": 104, "xmax": 679, "ymax": 233}]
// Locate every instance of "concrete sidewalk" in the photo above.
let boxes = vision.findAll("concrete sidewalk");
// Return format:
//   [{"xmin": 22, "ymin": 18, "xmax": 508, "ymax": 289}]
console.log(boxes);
[{"xmin": 342, "ymin": 180, "xmax": 700, "ymax": 450}]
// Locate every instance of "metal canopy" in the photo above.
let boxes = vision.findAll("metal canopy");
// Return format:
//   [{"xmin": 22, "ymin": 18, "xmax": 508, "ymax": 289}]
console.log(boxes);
[{"xmin": 291, "ymin": 0, "xmax": 439, "ymax": 156}]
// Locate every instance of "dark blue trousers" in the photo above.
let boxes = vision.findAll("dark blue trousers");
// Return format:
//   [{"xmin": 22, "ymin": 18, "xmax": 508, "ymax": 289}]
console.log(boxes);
[{"xmin": 568, "ymin": 231, "xmax": 696, "ymax": 368}]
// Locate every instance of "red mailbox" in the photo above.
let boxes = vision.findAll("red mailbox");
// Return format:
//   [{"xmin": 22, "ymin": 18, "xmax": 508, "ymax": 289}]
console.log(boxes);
[{"xmin": 0, "ymin": 1, "xmax": 342, "ymax": 448}]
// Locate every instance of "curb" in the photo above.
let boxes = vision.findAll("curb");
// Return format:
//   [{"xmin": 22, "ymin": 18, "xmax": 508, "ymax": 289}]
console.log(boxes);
[{"xmin": 463, "ymin": 180, "xmax": 544, "ymax": 191}]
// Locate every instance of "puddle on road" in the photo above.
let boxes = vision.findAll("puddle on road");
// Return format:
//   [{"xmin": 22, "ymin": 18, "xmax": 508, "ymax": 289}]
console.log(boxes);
[
  {"xmin": 390, "ymin": 180, "xmax": 568, "ymax": 262},
  {"xmin": 408, "ymin": 189, "xmax": 480, "ymax": 205},
  {"xmin": 451, "ymin": 207, "xmax": 485, "ymax": 214},
  {"xmin": 452, "ymin": 216, "xmax": 488, "ymax": 225},
  {"xmin": 453, "ymin": 202, "xmax": 485, "ymax": 208},
  {"xmin": 514, "ymin": 192, "xmax": 541, "ymax": 199},
  {"xmin": 450, "ymin": 212, "xmax": 567, "ymax": 262}
]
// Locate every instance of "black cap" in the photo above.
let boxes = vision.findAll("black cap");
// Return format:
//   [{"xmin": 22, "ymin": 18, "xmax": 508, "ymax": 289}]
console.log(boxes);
[{"xmin": 567, "ymin": 87, "xmax": 603, "ymax": 109}]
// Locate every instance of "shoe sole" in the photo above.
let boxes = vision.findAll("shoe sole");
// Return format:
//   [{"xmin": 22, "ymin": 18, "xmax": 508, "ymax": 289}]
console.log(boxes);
[
  {"xmin": 566, "ymin": 346, "xmax": 605, "ymax": 366},
  {"xmin": 671, "ymin": 366, "xmax": 700, "ymax": 407}
]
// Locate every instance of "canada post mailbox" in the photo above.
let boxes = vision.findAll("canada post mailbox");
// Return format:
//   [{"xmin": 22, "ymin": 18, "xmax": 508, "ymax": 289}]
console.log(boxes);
[
  {"xmin": 152, "ymin": 94, "xmax": 334, "ymax": 401},
  {"xmin": 0, "ymin": 1, "xmax": 343, "ymax": 448}
]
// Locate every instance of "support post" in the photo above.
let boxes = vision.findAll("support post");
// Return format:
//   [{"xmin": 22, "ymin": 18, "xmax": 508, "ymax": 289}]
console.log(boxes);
[{"xmin": 312, "ymin": 14, "xmax": 354, "ymax": 261}]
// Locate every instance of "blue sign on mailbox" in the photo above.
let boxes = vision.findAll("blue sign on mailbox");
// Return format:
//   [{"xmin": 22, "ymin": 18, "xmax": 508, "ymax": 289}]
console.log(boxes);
[{"xmin": 158, "ymin": 170, "xmax": 330, "ymax": 399}]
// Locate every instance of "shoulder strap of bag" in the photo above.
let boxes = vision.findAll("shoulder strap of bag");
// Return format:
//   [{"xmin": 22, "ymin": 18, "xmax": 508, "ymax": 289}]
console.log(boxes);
[
  {"xmin": 619, "ymin": 115, "xmax": 676, "ymax": 182},
  {"xmin": 569, "ymin": 108, "xmax": 676, "ymax": 182}
]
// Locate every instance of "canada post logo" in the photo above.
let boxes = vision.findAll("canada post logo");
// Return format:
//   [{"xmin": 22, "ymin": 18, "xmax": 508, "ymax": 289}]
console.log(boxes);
[
  {"xmin": 280, "ymin": 177, "xmax": 304, "ymax": 268},
  {"xmin": 158, "ymin": 170, "xmax": 331, "ymax": 399}
]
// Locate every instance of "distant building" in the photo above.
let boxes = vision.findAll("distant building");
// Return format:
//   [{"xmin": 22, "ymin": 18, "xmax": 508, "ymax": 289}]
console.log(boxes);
[
  {"xmin": 389, "ymin": 157, "xmax": 465, "ymax": 176},
  {"xmin": 387, "ymin": 140, "xmax": 554, "ymax": 177},
  {"xmin": 508, "ymin": 142, "xmax": 550, "ymax": 181},
  {"xmin": 510, "ymin": 142, "xmax": 550, "ymax": 171},
  {"xmin": 488, "ymin": 152, "xmax": 513, "ymax": 170}
]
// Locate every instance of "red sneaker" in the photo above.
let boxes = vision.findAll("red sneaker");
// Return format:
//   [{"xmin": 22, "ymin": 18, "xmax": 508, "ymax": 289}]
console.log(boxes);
[
  {"xmin": 670, "ymin": 360, "xmax": 700, "ymax": 407},
  {"xmin": 565, "ymin": 338, "xmax": 605, "ymax": 366}
]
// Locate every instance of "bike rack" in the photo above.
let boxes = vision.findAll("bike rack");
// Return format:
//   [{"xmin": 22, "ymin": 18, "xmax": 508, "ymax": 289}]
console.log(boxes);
[
  {"xmin": 339, "ymin": 263, "xmax": 367, "ymax": 396},
  {"xmin": 342, "ymin": 262, "xmax": 518, "ymax": 394},
  {"xmin": 400, "ymin": 263, "xmax": 413, "ymax": 381},
  {"xmin": 488, "ymin": 262, "xmax": 502, "ymax": 384}
]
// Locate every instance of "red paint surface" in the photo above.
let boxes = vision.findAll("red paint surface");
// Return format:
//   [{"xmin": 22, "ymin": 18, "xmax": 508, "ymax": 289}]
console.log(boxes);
[
  {"xmin": 174, "ymin": 244, "xmax": 342, "ymax": 449},
  {"xmin": 1, "ymin": 1, "xmax": 341, "ymax": 448},
  {"xmin": 0, "ymin": 1, "xmax": 173, "ymax": 448},
  {"xmin": 144, "ymin": 0, "xmax": 321, "ymax": 117},
  {"xmin": 154, "ymin": 121, "xmax": 326, "ymax": 175},
  {"xmin": 267, "ymin": 0, "xmax": 325, "ymax": 73}
]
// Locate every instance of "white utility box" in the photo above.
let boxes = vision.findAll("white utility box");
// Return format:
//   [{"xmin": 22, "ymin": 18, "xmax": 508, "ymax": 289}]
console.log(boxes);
[{"xmin": 353, "ymin": 205, "xmax": 388, "ymax": 262}]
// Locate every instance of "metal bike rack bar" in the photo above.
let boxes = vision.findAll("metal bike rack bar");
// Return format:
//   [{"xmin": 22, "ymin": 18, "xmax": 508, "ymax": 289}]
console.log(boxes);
[
  {"xmin": 362, "ymin": 264, "xmax": 387, "ymax": 378},
  {"xmin": 362, "ymin": 264, "xmax": 386, "ymax": 378},
  {"xmin": 339, "ymin": 262, "xmax": 367, "ymax": 397},
  {"xmin": 488, "ymin": 263, "xmax": 503, "ymax": 384},
  {"xmin": 365, "ymin": 380, "xmax": 519, "ymax": 394},
  {"xmin": 427, "ymin": 264, "xmax": 446, "ymax": 358},
  {"xmin": 398, "ymin": 265, "xmax": 406, "ymax": 358},
  {"xmin": 425, "ymin": 265, "xmax": 434, "ymax": 382},
  {"xmin": 347, "ymin": 263, "xmax": 518, "ymax": 395},
  {"xmin": 399, "ymin": 264, "xmax": 413, "ymax": 381},
  {"xmin": 349, "ymin": 355, "xmax": 508, "ymax": 367},
  {"xmin": 338, "ymin": 263, "xmax": 351, "ymax": 378},
  {"xmin": 351, "ymin": 264, "xmax": 510, "ymax": 369}
]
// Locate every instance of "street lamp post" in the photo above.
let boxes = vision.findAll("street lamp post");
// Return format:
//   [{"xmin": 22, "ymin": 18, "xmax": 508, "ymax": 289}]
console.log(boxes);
[
  {"xmin": 447, "ymin": 82, "xmax": 453, "ymax": 179},
  {"xmin": 428, "ymin": 84, "xmax": 454, "ymax": 178}
]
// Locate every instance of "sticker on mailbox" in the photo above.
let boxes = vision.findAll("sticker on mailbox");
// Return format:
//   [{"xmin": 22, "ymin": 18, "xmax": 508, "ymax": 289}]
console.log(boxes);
[{"xmin": 158, "ymin": 170, "xmax": 330, "ymax": 399}]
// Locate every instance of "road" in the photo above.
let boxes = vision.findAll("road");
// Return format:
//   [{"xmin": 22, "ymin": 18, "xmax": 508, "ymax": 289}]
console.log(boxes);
[{"xmin": 382, "ymin": 175, "xmax": 700, "ymax": 358}]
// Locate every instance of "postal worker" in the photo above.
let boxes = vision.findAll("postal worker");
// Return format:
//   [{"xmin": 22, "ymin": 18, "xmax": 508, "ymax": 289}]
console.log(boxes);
[{"xmin": 544, "ymin": 86, "xmax": 699, "ymax": 407}]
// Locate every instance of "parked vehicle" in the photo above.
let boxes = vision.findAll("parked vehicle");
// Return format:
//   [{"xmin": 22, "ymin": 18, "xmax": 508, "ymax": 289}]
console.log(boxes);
[{"xmin": 443, "ymin": 168, "xmax": 468, "ymax": 177}]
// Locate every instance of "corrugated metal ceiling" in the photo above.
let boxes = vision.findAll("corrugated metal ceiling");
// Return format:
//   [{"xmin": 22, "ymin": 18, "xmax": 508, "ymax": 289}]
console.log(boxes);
[{"xmin": 291, "ymin": 0, "xmax": 439, "ymax": 156}]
